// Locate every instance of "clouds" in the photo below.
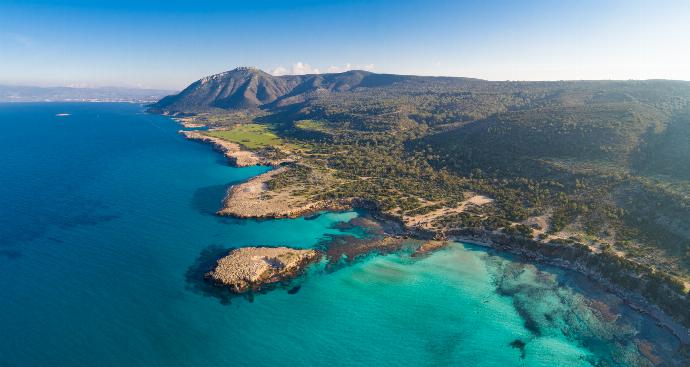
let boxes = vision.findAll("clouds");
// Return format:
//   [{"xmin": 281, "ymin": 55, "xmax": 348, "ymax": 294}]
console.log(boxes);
[
  {"xmin": 327, "ymin": 63, "xmax": 375, "ymax": 73},
  {"xmin": 271, "ymin": 62, "xmax": 319, "ymax": 76},
  {"xmin": 271, "ymin": 62, "xmax": 375, "ymax": 76},
  {"xmin": 291, "ymin": 62, "xmax": 320, "ymax": 75},
  {"xmin": 269, "ymin": 66, "xmax": 289, "ymax": 76}
]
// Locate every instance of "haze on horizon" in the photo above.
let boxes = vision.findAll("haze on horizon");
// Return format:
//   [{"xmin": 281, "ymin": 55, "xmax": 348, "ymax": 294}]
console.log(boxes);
[{"xmin": 1, "ymin": 0, "xmax": 689, "ymax": 90}]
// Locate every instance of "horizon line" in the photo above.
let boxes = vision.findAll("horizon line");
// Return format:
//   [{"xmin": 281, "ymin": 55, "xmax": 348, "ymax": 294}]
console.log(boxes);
[{"xmin": 3, "ymin": 68, "xmax": 690, "ymax": 90}]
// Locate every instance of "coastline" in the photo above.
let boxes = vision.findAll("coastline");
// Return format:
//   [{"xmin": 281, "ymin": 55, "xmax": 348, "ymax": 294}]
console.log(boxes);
[
  {"xmin": 450, "ymin": 230, "xmax": 690, "ymax": 345},
  {"xmin": 179, "ymin": 130, "xmax": 264, "ymax": 167},
  {"xmin": 216, "ymin": 166, "xmax": 354, "ymax": 218},
  {"xmin": 169, "ymin": 114, "xmax": 690, "ymax": 346}
]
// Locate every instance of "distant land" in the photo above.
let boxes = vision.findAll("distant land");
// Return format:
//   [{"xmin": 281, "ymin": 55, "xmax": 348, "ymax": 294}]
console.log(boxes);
[{"xmin": 0, "ymin": 84, "xmax": 177, "ymax": 103}]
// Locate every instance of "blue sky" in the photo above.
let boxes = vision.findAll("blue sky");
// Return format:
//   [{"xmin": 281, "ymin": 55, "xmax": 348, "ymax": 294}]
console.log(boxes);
[{"xmin": 1, "ymin": 0, "xmax": 689, "ymax": 89}]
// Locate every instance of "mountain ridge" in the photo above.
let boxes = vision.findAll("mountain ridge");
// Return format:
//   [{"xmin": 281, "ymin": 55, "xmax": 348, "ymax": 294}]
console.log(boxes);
[
  {"xmin": 149, "ymin": 67, "xmax": 489, "ymax": 113},
  {"xmin": 150, "ymin": 67, "xmax": 690, "ymax": 114}
]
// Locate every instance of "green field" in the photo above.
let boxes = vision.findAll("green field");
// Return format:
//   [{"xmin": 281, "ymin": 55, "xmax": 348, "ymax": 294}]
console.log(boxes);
[
  {"xmin": 294, "ymin": 119, "xmax": 329, "ymax": 132},
  {"xmin": 206, "ymin": 124, "xmax": 282, "ymax": 149}
]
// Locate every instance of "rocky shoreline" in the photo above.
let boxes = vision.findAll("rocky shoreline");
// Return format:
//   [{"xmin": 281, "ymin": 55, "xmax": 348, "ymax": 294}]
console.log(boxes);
[
  {"xmin": 342, "ymin": 202, "xmax": 690, "ymax": 345},
  {"xmin": 172, "ymin": 116, "xmax": 206, "ymax": 129},
  {"xmin": 220, "ymin": 196, "xmax": 690, "ymax": 344},
  {"xmin": 179, "ymin": 130, "xmax": 265, "ymax": 167},
  {"xmin": 206, "ymin": 247, "xmax": 320, "ymax": 293},
  {"xmin": 216, "ymin": 166, "xmax": 353, "ymax": 218},
  {"xmin": 448, "ymin": 229, "xmax": 690, "ymax": 345}
]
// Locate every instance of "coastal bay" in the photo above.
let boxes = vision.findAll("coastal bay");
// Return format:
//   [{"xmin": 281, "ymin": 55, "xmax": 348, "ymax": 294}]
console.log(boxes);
[{"xmin": 0, "ymin": 103, "xmax": 687, "ymax": 366}]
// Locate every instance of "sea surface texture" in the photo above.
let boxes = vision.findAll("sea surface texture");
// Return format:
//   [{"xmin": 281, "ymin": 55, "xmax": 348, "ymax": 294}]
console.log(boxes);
[{"xmin": 0, "ymin": 103, "xmax": 684, "ymax": 366}]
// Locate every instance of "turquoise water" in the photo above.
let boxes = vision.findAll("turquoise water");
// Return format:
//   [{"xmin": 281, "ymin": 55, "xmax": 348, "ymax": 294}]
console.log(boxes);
[{"xmin": 0, "ymin": 103, "xmax": 684, "ymax": 366}]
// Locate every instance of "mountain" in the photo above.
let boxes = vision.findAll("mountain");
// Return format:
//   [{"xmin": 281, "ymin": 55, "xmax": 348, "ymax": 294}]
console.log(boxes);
[
  {"xmin": 149, "ymin": 66, "xmax": 485, "ymax": 113},
  {"xmin": 151, "ymin": 67, "xmax": 301, "ymax": 112},
  {"xmin": 150, "ymin": 66, "xmax": 383, "ymax": 112},
  {"xmin": 0, "ymin": 85, "xmax": 177, "ymax": 103}
]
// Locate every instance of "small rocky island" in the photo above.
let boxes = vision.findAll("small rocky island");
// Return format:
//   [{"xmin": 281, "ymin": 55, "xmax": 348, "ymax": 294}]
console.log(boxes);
[{"xmin": 206, "ymin": 247, "xmax": 320, "ymax": 293}]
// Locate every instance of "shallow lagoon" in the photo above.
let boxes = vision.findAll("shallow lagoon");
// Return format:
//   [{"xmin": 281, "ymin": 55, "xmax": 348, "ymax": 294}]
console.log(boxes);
[{"xmin": 0, "ymin": 103, "xmax": 684, "ymax": 366}]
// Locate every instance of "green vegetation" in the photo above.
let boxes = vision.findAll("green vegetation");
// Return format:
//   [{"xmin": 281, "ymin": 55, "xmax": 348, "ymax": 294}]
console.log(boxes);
[
  {"xmin": 419, "ymin": 102, "xmax": 690, "ymax": 275},
  {"xmin": 294, "ymin": 119, "xmax": 328, "ymax": 132},
  {"xmin": 265, "ymin": 164, "xmax": 314, "ymax": 191},
  {"xmin": 177, "ymin": 111, "xmax": 260, "ymax": 127},
  {"xmin": 206, "ymin": 124, "xmax": 282, "ymax": 149},
  {"xmin": 158, "ymin": 69, "xmax": 690, "ymax": 327}
]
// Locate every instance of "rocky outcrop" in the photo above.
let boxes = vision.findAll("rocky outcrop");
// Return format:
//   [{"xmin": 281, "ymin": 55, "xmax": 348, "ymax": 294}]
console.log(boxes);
[
  {"xmin": 411, "ymin": 240, "xmax": 449, "ymax": 257},
  {"xmin": 173, "ymin": 117, "xmax": 206, "ymax": 128},
  {"xmin": 179, "ymin": 130, "xmax": 262, "ymax": 167},
  {"xmin": 206, "ymin": 247, "xmax": 320, "ymax": 293},
  {"xmin": 217, "ymin": 166, "xmax": 351, "ymax": 218}
]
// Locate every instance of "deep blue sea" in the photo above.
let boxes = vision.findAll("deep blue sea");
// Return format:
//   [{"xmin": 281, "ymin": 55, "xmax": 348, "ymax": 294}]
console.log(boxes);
[{"xmin": 0, "ymin": 103, "xmax": 685, "ymax": 366}]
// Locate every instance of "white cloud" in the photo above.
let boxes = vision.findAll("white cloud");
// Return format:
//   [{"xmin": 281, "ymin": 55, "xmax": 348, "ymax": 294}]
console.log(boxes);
[
  {"xmin": 270, "ymin": 66, "xmax": 289, "ymax": 76},
  {"xmin": 327, "ymin": 63, "xmax": 375, "ymax": 73},
  {"xmin": 271, "ymin": 62, "xmax": 375, "ymax": 76},
  {"xmin": 291, "ymin": 62, "xmax": 319, "ymax": 75},
  {"xmin": 271, "ymin": 62, "xmax": 319, "ymax": 76},
  {"xmin": 326, "ymin": 63, "xmax": 351, "ymax": 73}
]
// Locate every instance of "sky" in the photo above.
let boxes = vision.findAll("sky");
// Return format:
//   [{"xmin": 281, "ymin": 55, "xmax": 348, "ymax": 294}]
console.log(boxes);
[{"xmin": 1, "ymin": 0, "xmax": 689, "ymax": 90}]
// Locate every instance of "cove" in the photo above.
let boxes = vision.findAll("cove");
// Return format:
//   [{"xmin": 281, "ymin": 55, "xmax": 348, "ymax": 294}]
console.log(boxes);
[{"xmin": 0, "ymin": 103, "xmax": 685, "ymax": 366}]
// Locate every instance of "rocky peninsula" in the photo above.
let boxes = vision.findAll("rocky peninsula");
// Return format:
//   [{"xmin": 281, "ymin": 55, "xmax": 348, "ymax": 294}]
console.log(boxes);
[
  {"xmin": 217, "ymin": 166, "xmax": 351, "ymax": 218},
  {"xmin": 206, "ymin": 247, "xmax": 320, "ymax": 293},
  {"xmin": 180, "ymin": 130, "xmax": 264, "ymax": 167}
]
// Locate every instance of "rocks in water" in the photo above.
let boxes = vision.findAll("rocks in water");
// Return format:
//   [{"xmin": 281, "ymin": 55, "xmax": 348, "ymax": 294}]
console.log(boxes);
[
  {"xmin": 509, "ymin": 339, "xmax": 527, "ymax": 359},
  {"xmin": 304, "ymin": 213, "xmax": 321, "ymax": 221},
  {"xmin": 322, "ymin": 235, "xmax": 409, "ymax": 269},
  {"xmin": 205, "ymin": 247, "xmax": 320, "ymax": 293},
  {"xmin": 411, "ymin": 240, "xmax": 448, "ymax": 257}
]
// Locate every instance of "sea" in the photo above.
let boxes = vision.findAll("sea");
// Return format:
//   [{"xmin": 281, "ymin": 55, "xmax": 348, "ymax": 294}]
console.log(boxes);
[{"xmin": 0, "ymin": 103, "xmax": 685, "ymax": 366}]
